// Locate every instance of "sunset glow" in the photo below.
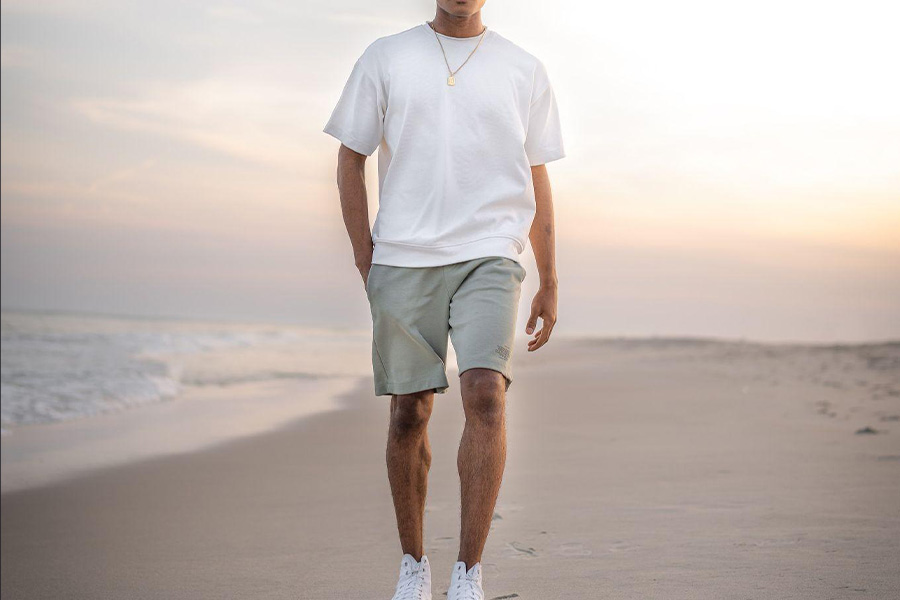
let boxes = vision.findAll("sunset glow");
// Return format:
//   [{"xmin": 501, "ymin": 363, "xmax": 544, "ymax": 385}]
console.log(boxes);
[{"xmin": 2, "ymin": 0, "xmax": 898, "ymax": 341}]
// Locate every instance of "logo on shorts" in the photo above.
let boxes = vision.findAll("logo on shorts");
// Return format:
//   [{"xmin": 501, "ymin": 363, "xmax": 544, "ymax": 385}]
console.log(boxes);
[{"xmin": 495, "ymin": 344, "xmax": 511, "ymax": 360}]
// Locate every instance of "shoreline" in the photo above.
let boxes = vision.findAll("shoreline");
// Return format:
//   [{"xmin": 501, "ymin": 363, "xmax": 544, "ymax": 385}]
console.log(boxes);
[{"xmin": 1, "ymin": 375, "xmax": 360, "ymax": 494}]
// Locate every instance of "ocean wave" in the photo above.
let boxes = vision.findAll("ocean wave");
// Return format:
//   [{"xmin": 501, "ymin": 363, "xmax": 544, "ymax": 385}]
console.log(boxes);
[{"xmin": 0, "ymin": 311, "xmax": 371, "ymax": 430}]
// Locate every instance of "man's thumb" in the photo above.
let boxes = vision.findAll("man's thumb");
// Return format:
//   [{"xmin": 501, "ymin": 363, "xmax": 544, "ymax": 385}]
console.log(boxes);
[{"xmin": 525, "ymin": 311, "xmax": 539, "ymax": 335}]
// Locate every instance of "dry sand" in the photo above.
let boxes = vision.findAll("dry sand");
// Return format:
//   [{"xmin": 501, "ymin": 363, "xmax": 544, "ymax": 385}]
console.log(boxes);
[{"xmin": 2, "ymin": 338, "xmax": 899, "ymax": 599}]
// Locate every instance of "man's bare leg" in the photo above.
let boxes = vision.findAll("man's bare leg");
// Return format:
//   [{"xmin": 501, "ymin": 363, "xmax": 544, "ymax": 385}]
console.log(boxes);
[
  {"xmin": 386, "ymin": 390, "xmax": 435, "ymax": 561},
  {"xmin": 457, "ymin": 368, "xmax": 507, "ymax": 568}
]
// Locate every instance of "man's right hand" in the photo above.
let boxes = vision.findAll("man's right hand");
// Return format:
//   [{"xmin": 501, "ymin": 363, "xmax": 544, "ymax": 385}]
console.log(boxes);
[{"xmin": 357, "ymin": 256, "xmax": 373, "ymax": 291}]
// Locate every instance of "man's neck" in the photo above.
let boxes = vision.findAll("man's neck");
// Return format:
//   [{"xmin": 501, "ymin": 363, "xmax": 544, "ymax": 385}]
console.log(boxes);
[{"xmin": 429, "ymin": 10, "xmax": 485, "ymax": 38}]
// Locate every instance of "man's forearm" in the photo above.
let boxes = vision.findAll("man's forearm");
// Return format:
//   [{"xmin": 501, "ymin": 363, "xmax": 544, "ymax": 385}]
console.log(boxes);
[
  {"xmin": 336, "ymin": 145, "xmax": 374, "ymax": 271},
  {"xmin": 528, "ymin": 164, "xmax": 558, "ymax": 288}
]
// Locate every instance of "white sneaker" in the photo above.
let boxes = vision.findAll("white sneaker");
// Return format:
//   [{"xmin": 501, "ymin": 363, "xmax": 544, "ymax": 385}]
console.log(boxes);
[
  {"xmin": 391, "ymin": 553, "xmax": 432, "ymax": 600},
  {"xmin": 446, "ymin": 561, "xmax": 484, "ymax": 600}
]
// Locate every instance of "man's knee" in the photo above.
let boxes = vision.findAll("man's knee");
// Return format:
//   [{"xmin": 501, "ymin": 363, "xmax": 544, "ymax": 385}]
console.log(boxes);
[
  {"xmin": 389, "ymin": 390, "xmax": 434, "ymax": 437},
  {"xmin": 461, "ymin": 369, "xmax": 506, "ymax": 427}
]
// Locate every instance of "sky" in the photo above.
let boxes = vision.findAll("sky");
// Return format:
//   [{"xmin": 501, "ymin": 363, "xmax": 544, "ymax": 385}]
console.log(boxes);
[{"xmin": 2, "ymin": 0, "xmax": 899, "ymax": 342}]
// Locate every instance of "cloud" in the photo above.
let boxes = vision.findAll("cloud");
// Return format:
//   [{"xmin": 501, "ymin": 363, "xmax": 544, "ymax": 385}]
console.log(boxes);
[
  {"xmin": 87, "ymin": 159, "xmax": 158, "ymax": 193},
  {"xmin": 70, "ymin": 75, "xmax": 325, "ymax": 170}
]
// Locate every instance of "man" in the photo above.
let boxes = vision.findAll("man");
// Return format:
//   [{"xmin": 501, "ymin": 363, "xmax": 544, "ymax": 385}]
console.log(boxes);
[{"xmin": 323, "ymin": 2, "xmax": 564, "ymax": 598}]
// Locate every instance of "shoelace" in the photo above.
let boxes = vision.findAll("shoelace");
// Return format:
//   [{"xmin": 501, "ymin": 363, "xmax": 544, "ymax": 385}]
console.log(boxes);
[
  {"xmin": 452, "ymin": 573, "xmax": 482, "ymax": 600},
  {"xmin": 395, "ymin": 565, "xmax": 428, "ymax": 600}
]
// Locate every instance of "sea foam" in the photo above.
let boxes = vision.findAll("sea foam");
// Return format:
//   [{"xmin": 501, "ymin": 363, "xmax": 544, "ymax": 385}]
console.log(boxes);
[{"xmin": 0, "ymin": 311, "xmax": 371, "ymax": 433}]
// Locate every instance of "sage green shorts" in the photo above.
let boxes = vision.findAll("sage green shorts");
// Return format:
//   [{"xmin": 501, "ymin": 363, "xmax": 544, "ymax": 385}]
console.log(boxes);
[{"xmin": 365, "ymin": 256, "xmax": 526, "ymax": 396}]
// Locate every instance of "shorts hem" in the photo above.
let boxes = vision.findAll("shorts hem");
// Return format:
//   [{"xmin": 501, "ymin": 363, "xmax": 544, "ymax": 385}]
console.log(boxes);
[
  {"xmin": 456, "ymin": 360, "xmax": 514, "ymax": 391},
  {"xmin": 374, "ymin": 372, "xmax": 450, "ymax": 397}
]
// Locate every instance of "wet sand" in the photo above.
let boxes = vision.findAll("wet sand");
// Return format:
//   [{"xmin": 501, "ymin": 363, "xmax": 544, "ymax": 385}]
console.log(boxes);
[{"xmin": 2, "ymin": 338, "xmax": 899, "ymax": 599}]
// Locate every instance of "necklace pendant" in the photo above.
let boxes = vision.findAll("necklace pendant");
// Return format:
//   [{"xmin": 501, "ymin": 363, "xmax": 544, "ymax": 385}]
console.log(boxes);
[{"xmin": 447, "ymin": 75, "xmax": 455, "ymax": 86}]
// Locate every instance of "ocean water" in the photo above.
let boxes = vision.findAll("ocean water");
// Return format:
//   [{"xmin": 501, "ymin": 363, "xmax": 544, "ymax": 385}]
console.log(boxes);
[{"xmin": 0, "ymin": 310, "xmax": 374, "ymax": 435}]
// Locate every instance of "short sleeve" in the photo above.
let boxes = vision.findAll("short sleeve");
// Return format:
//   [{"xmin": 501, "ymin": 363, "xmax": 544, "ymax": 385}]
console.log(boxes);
[
  {"xmin": 524, "ymin": 60, "xmax": 565, "ymax": 166},
  {"xmin": 323, "ymin": 45, "xmax": 385, "ymax": 156}
]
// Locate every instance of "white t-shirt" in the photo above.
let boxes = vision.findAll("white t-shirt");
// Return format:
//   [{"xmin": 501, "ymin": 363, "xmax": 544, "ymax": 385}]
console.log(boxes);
[{"xmin": 323, "ymin": 21, "xmax": 565, "ymax": 267}]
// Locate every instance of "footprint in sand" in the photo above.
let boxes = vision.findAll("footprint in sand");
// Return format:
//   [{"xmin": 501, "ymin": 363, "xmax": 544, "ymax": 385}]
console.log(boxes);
[
  {"xmin": 855, "ymin": 426, "xmax": 880, "ymax": 435},
  {"xmin": 552, "ymin": 542, "xmax": 593, "ymax": 557},
  {"xmin": 814, "ymin": 401, "xmax": 838, "ymax": 418},
  {"xmin": 608, "ymin": 541, "xmax": 640, "ymax": 552},
  {"xmin": 879, "ymin": 415, "xmax": 900, "ymax": 422},
  {"xmin": 505, "ymin": 541, "xmax": 538, "ymax": 558}
]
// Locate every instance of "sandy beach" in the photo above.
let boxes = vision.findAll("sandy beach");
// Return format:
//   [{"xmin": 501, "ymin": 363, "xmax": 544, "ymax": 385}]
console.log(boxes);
[{"xmin": 2, "ymin": 338, "xmax": 899, "ymax": 599}]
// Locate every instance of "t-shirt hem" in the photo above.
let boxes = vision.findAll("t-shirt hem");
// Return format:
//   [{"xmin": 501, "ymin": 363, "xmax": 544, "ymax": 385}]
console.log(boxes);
[{"xmin": 371, "ymin": 235, "xmax": 524, "ymax": 267}]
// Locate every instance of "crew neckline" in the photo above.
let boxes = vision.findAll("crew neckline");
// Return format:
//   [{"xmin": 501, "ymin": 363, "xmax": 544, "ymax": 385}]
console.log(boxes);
[{"xmin": 422, "ymin": 21, "xmax": 491, "ymax": 41}]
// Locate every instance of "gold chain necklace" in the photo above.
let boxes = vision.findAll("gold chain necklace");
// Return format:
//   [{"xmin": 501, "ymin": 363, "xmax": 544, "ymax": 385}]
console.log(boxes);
[{"xmin": 426, "ymin": 20, "xmax": 488, "ymax": 86}]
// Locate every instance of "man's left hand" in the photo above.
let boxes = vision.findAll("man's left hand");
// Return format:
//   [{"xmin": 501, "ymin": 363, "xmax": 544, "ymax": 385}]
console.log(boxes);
[{"xmin": 525, "ymin": 285, "xmax": 558, "ymax": 352}]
